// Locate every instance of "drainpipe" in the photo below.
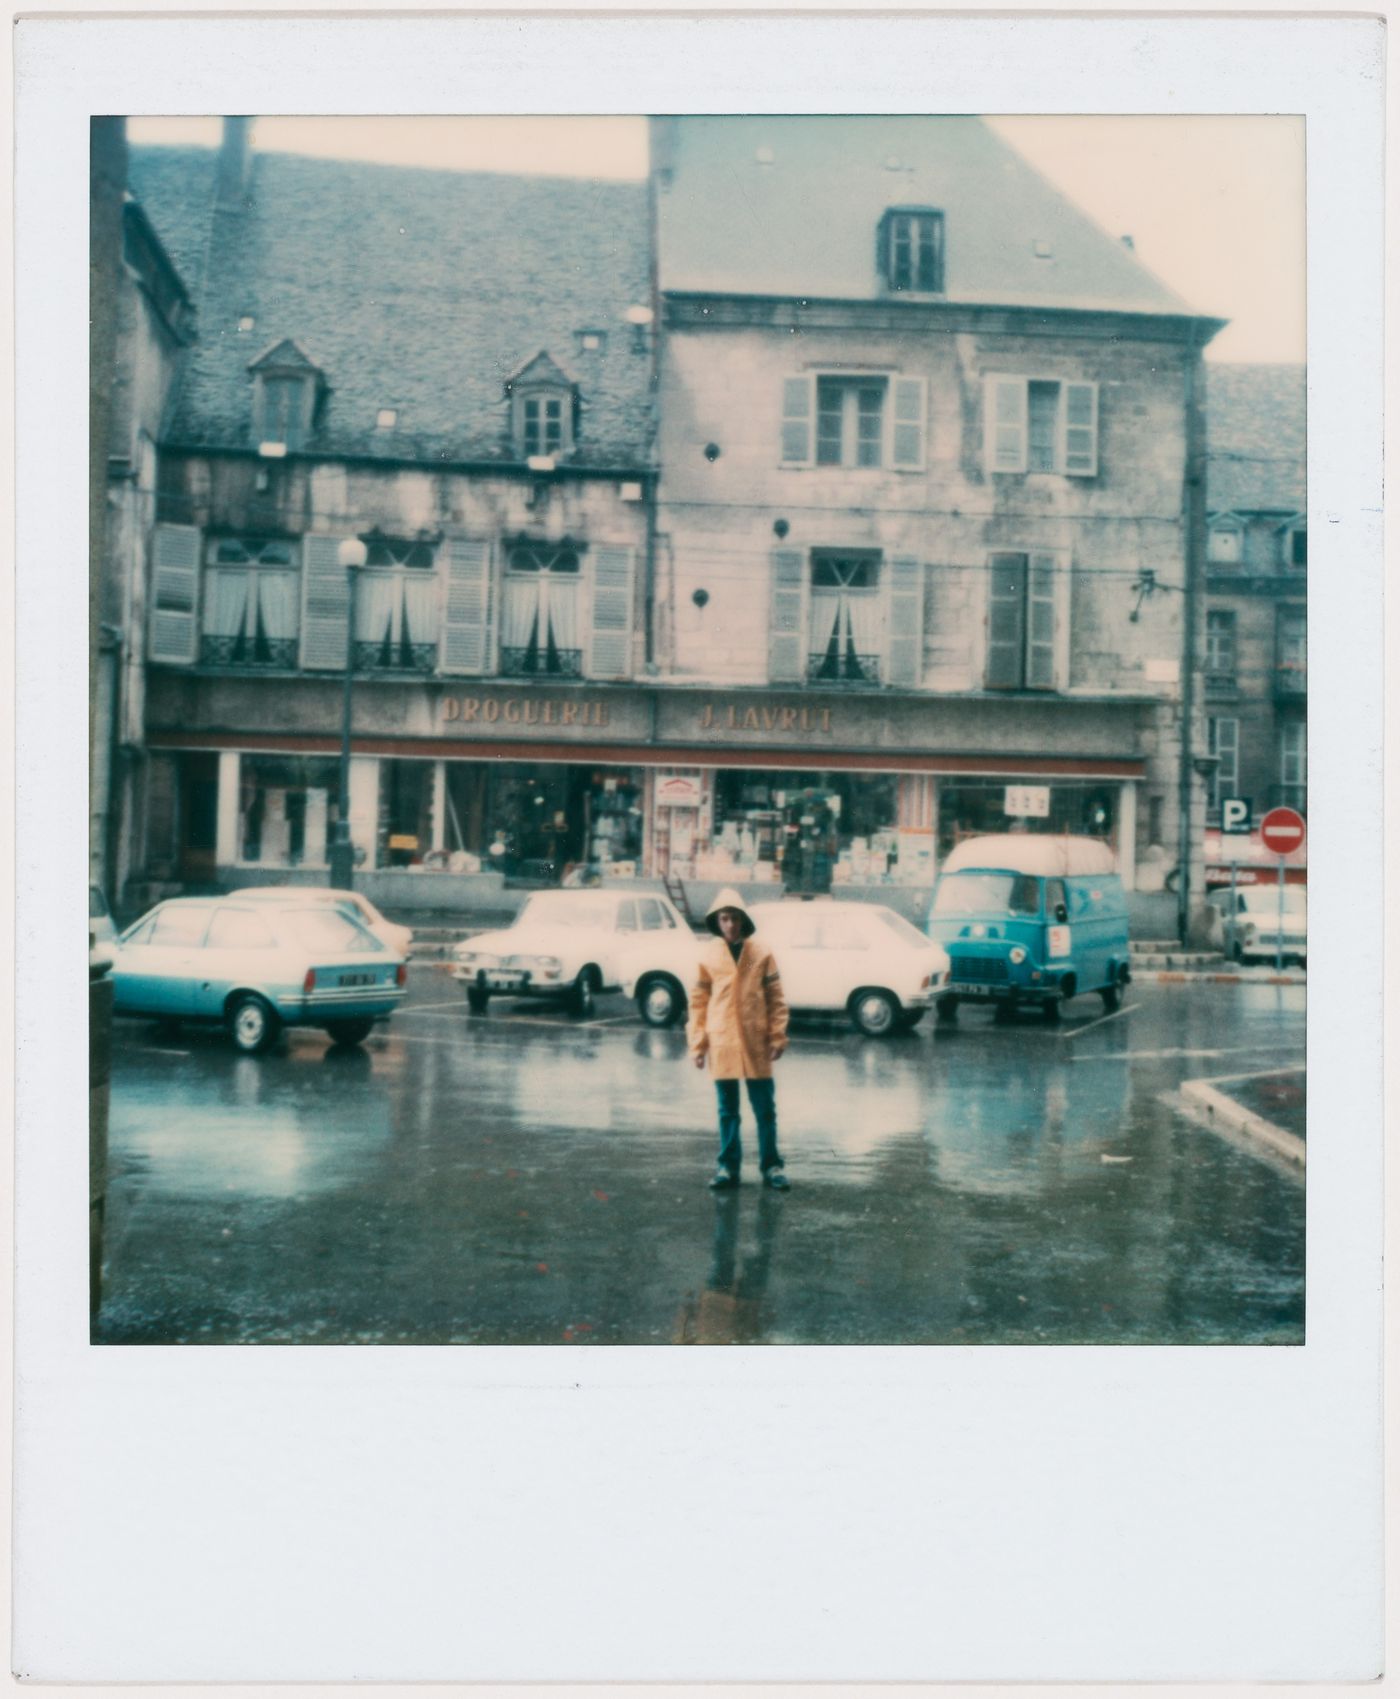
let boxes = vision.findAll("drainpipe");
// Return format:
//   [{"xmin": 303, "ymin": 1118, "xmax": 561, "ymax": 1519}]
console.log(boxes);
[{"xmin": 1176, "ymin": 328, "xmax": 1208, "ymax": 944}]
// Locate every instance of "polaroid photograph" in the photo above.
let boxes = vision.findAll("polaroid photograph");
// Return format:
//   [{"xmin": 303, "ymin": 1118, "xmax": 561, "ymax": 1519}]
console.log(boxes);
[{"xmin": 12, "ymin": 8, "xmax": 1385, "ymax": 1684}]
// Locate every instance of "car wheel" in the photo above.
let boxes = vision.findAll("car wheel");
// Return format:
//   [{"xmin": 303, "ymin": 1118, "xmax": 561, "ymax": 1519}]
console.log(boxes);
[
  {"xmin": 1232, "ymin": 940, "xmax": 1244, "ymax": 964},
  {"xmin": 228, "ymin": 994, "xmax": 279, "ymax": 1055},
  {"xmin": 568, "ymin": 969, "xmax": 598, "ymax": 1019},
  {"xmin": 466, "ymin": 986, "xmax": 491, "ymax": 1015},
  {"xmin": 326, "ymin": 1017, "xmax": 374, "ymax": 1048},
  {"xmin": 936, "ymin": 997, "xmax": 959, "ymax": 1023},
  {"xmin": 850, "ymin": 988, "xmax": 899, "ymax": 1038},
  {"xmin": 1042, "ymin": 995, "xmax": 1063, "ymax": 1023},
  {"xmin": 895, "ymin": 1009, "xmax": 926, "ymax": 1032},
  {"xmin": 638, "ymin": 975, "xmax": 684, "ymax": 1028},
  {"xmin": 1100, "ymin": 982, "xmax": 1122, "ymax": 1013}
]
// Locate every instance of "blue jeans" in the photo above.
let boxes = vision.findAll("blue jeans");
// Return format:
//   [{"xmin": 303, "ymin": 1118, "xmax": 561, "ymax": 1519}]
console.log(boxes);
[{"xmin": 715, "ymin": 1078, "xmax": 782, "ymax": 1177}]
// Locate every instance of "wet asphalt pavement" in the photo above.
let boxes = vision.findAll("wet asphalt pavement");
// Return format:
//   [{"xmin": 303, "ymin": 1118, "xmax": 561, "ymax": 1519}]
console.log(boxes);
[{"xmin": 95, "ymin": 968, "xmax": 1305, "ymax": 1345}]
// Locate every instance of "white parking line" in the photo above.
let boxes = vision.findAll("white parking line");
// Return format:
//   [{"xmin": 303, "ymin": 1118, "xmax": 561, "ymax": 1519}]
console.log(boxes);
[
  {"xmin": 129, "ymin": 1046, "xmax": 192, "ymax": 1057},
  {"xmin": 1072, "ymin": 1045, "xmax": 1306, "ymax": 1064},
  {"xmin": 1061, "ymin": 1002, "xmax": 1141, "ymax": 1039},
  {"xmin": 398, "ymin": 998, "xmax": 473, "ymax": 1013}
]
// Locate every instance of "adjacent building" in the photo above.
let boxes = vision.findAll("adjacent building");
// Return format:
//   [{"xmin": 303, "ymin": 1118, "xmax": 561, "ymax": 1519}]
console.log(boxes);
[{"xmin": 1201, "ymin": 364, "xmax": 1307, "ymax": 832}]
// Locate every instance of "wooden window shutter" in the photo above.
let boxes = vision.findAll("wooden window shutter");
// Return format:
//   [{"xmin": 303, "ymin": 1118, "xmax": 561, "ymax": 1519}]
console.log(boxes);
[
  {"xmin": 1061, "ymin": 382, "xmax": 1099, "ymax": 476},
  {"xmin": 440, "ymin": 535, "xmax": 493, "ymax": 675},
  {"xmin": 586, "ymin": 545, "xmax": 636, "ymax": 679},
  {"xmin": 983, "ymin": 377, "xmax": 1027, "ymax": 473},
  {"xmin": 768, "ymin": 549, "xmax": 807, "ymax": 683},
  {"xmin": 299, "ymin": 534, "xmax": 351, "ymax": 671},
  {"xmin": 780, "ymin": 376, "xmax": 814, "ymax": 466},
  {"xmin": 148, "ymin": 523, "xmax": 202, "ymax": 664},
  {"xmin": 883, "ymin": 555, "xmax": 924, "ymax": 686},
  {"xmin": 1026, "ymin": 551, "xmax": 1058, "ymax": 688},
  {"xmin": 890, "ymin": 377, "xmax": 927, "ymax": 470},
  {"xmin": 986, "ymin": 553, "xmax": 1027, "ymax": 688}
]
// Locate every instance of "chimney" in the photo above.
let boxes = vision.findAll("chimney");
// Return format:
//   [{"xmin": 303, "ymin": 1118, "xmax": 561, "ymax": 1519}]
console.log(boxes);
[
  {"xmin": 217, "ymin": 116, "xmax": 252, "ymax": 210},
  {"xmin": 1119, "ymin": 233, "xmax": 1135, "ymax": 252}
]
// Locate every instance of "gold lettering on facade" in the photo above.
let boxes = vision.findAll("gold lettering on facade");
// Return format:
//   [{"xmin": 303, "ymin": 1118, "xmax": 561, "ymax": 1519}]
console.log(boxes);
[
  {"xmin": 482, "ymin": 699, "xmax": 500, "ymax": 723},
  {"xmin": 561, "ymin": 702, "xmax": 579, "ymax": 725},
  {"xmin": 462, "ymin": 698, "xmax": 480, "ymax": 722},
  {"xmin": 595, "ymin": 702, "xmax": 610, "ymax": 728},
  {"xmin": 541, "ymin": 701, "xmax": 556, "ymax": 725},
  {"xmin": 780, "ymin": 707, "xmax": 797, "ymax": 730},
  {"xmin": 700, "ymin": 703, "xmax": 716, "ymax": 730},
  {"xmin": 693, "ymin": 701, "xmax": 837, "ymax": 737},
  {"xmin": 504, "ymin": 700, "xmax": 521, "ymax": 724},
  {"xmin": 524, "ymin": 700, "xmax": 540, "ymax": 725},
  {"xmin": 443, "ymin": 697, "xmax": 460, "ymax": 721},
  {"xmin": 741, "ymin": 707, "xmax": 761, "ymax": 731}
]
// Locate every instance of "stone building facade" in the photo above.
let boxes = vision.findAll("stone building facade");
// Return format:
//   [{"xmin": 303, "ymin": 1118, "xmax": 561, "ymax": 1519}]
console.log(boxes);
[
  {"xmin": 649, "ymin": 117, "xmax": 1223, "ymax": 898},
  {"xmin": 1201, "ymin": 364, "xmax": 1307, "ymax": 842}
]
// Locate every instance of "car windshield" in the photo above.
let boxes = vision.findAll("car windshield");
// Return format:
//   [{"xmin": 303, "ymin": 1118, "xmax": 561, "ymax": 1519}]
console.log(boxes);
[
  {"xmin": 1242, "ymin": 888, "xmax": 1306, "ymax": 916},
  {"xmin": 933, "ymin": 872, "xmax": 1041, "ymax": 917},
  {"xmin": 872, "ymin": 908, "xmax": 932, "ymax": 949},
  {"xmin": 517, "ymin": 895, "xmax": 616, "ymax": 929},
  {"xmin": 278, "ymin": 909, "xmax": 384, "ymax": 953}
]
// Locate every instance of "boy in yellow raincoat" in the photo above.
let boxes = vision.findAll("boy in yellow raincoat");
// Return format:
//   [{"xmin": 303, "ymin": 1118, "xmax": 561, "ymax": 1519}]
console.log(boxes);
[{"xmin": 687, "ymin": 888, "xmax": 791, "ymax": 1190}]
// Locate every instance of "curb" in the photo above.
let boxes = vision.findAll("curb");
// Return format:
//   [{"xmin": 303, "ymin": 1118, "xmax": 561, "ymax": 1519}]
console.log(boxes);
[
  {"xmin": 1148, "ymin": 971, "xmax": 1305, "ymax": 986},
  {"xmin": 1178, "ymin": 1076, "xmax": 1306, "ymax": 1167}
]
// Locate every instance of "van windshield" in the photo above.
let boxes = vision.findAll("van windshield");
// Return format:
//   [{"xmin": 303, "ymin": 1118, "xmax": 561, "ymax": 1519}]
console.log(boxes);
[{"xmin": 933, "ymin": 872, "xmax": 1042, "ymax": 917}]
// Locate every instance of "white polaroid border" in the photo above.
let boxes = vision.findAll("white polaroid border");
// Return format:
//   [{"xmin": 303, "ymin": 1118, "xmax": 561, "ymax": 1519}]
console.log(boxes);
[{"xmin": 12, "ymin": 10, "xmax": 1385, "ymax": 1683}]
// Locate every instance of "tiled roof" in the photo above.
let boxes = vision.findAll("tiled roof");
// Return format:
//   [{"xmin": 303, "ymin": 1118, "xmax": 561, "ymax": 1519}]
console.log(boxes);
[
  {"xmin": 128, "ymin": 146, "xmax": 654, "ymax": 469},
  {"xmin": 653, "ymin": 116, "xmax": 1213, "ymax": 321},
  {"xmin": 1204, "ymin": 363, "xmax": 1307, "ymax": 514}
]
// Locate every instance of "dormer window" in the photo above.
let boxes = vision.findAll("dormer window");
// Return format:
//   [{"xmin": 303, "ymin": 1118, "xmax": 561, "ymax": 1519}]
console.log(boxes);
[
  {"xmin": 880, "ymin": 207, "xmax": 945, "ymax": 295},
  {"xmin": 247, "ymin": 338, "xmax": 325, "ymax": 453},
  {"xmin": 505, "ymin": 350, "xmax": 578, "ymax": 462},
  {"xmin": 1279, "ymin": 517, "xmax": 1307, "ymax": 570},
  {"xmin": 1208, "ymin": 517, "xmax": 1245, "ymax": 566}
]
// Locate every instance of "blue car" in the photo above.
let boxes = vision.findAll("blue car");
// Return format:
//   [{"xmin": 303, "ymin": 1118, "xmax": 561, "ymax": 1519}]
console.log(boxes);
[
  {"xmin": 111, "ymin": 896, "xmax": 407, "ymax": 1053},
  {"xmin": 928, "ymin": 835, "xmax": 1132, "ymax": 1022}
]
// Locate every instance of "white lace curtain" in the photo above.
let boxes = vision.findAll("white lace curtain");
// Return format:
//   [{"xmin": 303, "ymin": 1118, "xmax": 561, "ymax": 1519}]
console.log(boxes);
[
  {"xmin": 810, "ymin": 587, "xmax": 880, "ymax": 661},
  {"xmin": 204, "ymin": 569, "xmax": 298, "ymax": 639},
  {"xmin": 504, "ymin": 567, "xmax": 579, "ymax": 652},
  {"xmin": 354, "ymin": 571, "xmax": 439, "ymax": 647}
]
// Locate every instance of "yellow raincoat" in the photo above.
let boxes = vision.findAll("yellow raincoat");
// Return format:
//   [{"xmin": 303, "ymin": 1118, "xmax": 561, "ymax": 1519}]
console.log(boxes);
[{"xmin": 688, "ymin": 932, "xmax": 790, "ymax": 1080}]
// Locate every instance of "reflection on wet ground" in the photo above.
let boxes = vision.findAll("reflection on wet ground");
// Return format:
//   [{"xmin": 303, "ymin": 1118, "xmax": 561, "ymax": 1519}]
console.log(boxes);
[{"xmin": 96, "ymin": 975, "xmax": 1305, "ymax": 1345}]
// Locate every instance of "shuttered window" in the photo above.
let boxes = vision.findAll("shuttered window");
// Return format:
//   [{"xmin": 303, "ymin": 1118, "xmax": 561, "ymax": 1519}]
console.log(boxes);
[
  {"xmin": 883, "ymin": 555, "xmax": 925, "ymax": 687},
  {"xmin": 299, "ymin": 535, "xmax": 351, "ymax": 671},
  {"xmin": 889, "ymin": 378, "xmax": 927, "ymax": 470},
  {"xmin": 986, "ymin": 551, "xmax": 1064, "ymax": 690},
  {"xmin": 782, "ymin": 373, "xmax": 924, "ymax": 471},
  {"xmin": 148, "ymin": 523, "xmax": 202, "ymax": 664},
  {"xmin": 440, "ymin": 536, "xmax": 493, "ymax": 675},
  {"xmin": 780, "ymin": 376, "xmax": 815, "ymax": 465},
  {"xmin": 768, "ymin": 549, "xmax": 807, "ymax": 682},
  {"xmin": 983, "ymin": 377, "xmax": 1099, "ymax": 476},
  {"xmin": 586, "ymin": 545, "xmax": 636, "ymax": 679}
]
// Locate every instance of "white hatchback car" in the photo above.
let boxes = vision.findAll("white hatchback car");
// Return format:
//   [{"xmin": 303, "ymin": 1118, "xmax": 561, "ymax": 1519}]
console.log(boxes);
[
  {"xmin": 453, "ymin": 889, "xmax": 691, "ymax": 1017},
  {"xmin": 621, "ymin": 898, "xmax": 949, "ymax": 1037},
  {"xmin": 236, "ymin": 886, "xmax": 414, "ymax": 958}
]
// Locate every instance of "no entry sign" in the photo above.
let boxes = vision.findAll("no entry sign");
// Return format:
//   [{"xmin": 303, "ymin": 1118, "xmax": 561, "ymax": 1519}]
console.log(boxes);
[{"xmin": 1259, "ymin": 806, "xmax": 1307, "ymax": 856}]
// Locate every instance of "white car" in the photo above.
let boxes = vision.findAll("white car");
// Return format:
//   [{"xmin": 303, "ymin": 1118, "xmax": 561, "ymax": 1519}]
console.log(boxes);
[
  {"xmin": 453, "ymin": 890, "xmax": 692, "ymax": 1018},
  {"xmin": 620, "ymin": 898, "xmax": 950, "ymax": 1038},
  {"xmin": 1206, "ymin": 884, "xmax": 1307, "ymax": 966},
  {"xmin": 236, "ymin": 886, "xmax": 414, "ymax": 958}
]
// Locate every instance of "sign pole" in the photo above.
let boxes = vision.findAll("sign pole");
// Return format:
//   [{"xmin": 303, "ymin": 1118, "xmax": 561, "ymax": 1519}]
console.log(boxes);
[
  {"xmin": 1229, "ymin": 855, "xmax": 1239, "ymax": 961},
  {"xmin": 1276, "ymin": 856, "xmax": 1285, "ymax": 974}
]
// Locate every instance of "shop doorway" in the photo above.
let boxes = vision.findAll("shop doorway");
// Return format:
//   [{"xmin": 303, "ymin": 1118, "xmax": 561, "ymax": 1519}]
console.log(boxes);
[
  {"xmin": 442, "ymin": 761, "xmax": 645, "ymax": 884},
  {"xmin": 177, "ymin": 751, "xmax": 219, "ymax": 884}
]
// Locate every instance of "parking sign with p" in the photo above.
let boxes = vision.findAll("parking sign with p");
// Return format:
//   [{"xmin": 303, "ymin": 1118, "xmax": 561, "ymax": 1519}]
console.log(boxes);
[{"xmin": 1221, "ymin": 797, "xmax": 1252, "ymax": 835}]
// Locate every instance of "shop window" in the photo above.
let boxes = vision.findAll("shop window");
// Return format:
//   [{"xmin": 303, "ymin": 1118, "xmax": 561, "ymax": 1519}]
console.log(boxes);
[
  {"xmin": 201, "ymin": 536, "xmax": 300, "ymax": 669},
  {"xmin": 809, "ymin": 552, "xmax": 882, "ymax": 685},
  {"xmin": 982, "ymin": 376, "xmax": 1098, "ymax": 476},
  {"xmin": 353, "ymin": 534, "xmax": 441, "ymax": 675},
  {"xmin": 937, "ymin": 781, "xmax": 1118, "ymax": 863},
  {"xmin": 707, "ymin": 770, "xmax": 901, "ymax": 893},
  {"xmin": 238, "ymin": 756, "xmax": 339, "ymax": 867},
  {"xmin": 502, "ymin": 542, "xmax": 583, "ymax": 677},
  {"xmin": 378, "ymin": 759, "xmax": 436, "ymax": 867},
  {"xmin": 986, "ymin": 552, "xmax": 1061, "ymax": 690},
  {"xmin": 879, "ymin": 207, "xmax": 945, "ymax": 294},
  {"xmin": 1207, "ymin": 717, "xmax": 1239, "ymax": 817}
]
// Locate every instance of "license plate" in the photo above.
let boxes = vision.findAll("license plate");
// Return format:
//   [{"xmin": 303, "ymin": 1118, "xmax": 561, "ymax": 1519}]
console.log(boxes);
[
  {"xmin": 950, "ymin": 982, "xmax": 994, "ymax": 997},
  {"xmin": 338, "ymin": 972, "xmax": 376, "ymax": 988},
  {"xmin": 487, "ymin": 971, "xmax": 526, "ymax": 989}
]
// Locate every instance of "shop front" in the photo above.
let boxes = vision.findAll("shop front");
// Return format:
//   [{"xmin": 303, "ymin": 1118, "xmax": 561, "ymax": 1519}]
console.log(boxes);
[{"xmin": 147, "ymin": 678, "xmax": 1157, "ymax": 906}]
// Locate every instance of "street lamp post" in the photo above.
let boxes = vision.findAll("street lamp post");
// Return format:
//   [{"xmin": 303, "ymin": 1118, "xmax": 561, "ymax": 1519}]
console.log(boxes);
[{"xmin": 328, "ymin": 536, "xmax": 367, "ymax": 889}]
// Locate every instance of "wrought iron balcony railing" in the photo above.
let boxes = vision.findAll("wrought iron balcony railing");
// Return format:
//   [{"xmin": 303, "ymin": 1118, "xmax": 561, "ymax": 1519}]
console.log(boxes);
[
  {"xmin": 1204, "ymin": 670, "xmax": 1238, "ymax": 698},
  {"xmin": 498, "ymin": 646, "xmax": 583, "ymax": 679},
  {"xmin": 807, "ymin": 652, "xmax": 881, "ymax": 687},
  {"xmin": 1274, "ymin": 663, "xmax": 1307, "ymax": 697},
  {"xmin": 351, "ymin": 640, "xmax": 438, "ymax": 676},
  {"xmin": 200, "ymin": 634, "xmax": 299, "ymax": 670}
]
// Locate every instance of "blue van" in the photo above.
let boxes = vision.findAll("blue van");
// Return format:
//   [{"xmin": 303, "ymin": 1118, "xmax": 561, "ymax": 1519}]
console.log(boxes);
[{"xmin": 927, "ymin": 835, "xmax": 1131, "ymax": 1021}]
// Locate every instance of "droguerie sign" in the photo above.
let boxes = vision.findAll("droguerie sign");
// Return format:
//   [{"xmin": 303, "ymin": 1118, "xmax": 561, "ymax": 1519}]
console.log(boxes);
[{"xmin": 440, "ymin": 694, "xmax": 612, "ymax": 728}]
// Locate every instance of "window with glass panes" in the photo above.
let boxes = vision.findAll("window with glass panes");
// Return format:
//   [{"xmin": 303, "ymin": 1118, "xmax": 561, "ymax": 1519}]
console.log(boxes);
[
  {"xmin": 523, "ymin": 395, "xmax": 564, "ymax": 457},
  {"xmin": 881, "ymin": 209, "xmax": 944, "ymax": 293},
  {"xmin": 202, "ymin": 536, "xmax": 300, "ymax": 667},
  {"xmin": 1278, "ymin": 721, "xmax": 1306, "ymax": 811},
  {"xmin": 1207, "ymin": 716, "xmax": 1239, "ymax": 815},
  {"xmin": 1205, "ymin": 609, "xmax": 1237, "ymax": 683},
  {"xmin": 816, "ymin": 377, "xmax": 886, "ymax": 468}
]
